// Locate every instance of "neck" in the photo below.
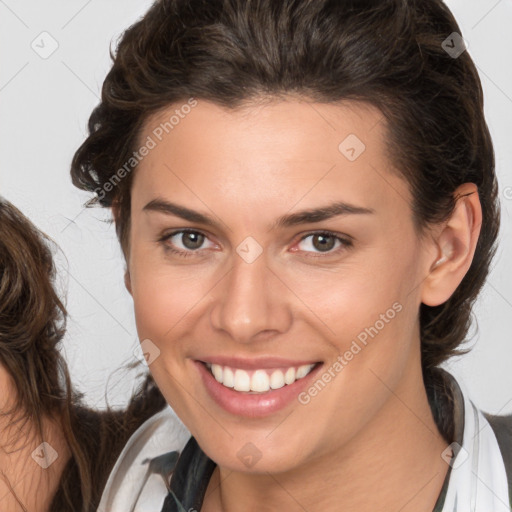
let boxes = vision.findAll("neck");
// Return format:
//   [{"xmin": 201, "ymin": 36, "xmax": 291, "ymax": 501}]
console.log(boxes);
[{"xmin": 202, "ymin": 362, "xmax": 450, "ymax": 512}]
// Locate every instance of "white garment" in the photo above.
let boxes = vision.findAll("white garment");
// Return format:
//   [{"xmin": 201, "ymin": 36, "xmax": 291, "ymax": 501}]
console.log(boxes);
[
  {"xmin": 97, "ymin": 373, "xmax": 511, "ymax": 512},
  {"xmin": 441, "ymin": 378, "xmax": 510, "ymax": 511},
  {"xmin": 96, "ymin": 405, "xmax": 191, "ymax": 512}
]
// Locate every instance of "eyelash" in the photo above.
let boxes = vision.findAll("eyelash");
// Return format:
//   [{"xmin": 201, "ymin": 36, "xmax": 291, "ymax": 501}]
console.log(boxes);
[{"xmin": 157, "ymin": 229, "xmax": 353, "ymax": 259}]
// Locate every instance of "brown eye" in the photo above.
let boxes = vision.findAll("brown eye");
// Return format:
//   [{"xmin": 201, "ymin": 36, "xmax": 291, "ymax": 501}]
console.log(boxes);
[
  {"xmin": 159, "ymin": 229, "xmax": 215, "ymax": 258},
  {"xmin": 311, "ymin": 234, "xmax": 336, "ymax": 252},
  {"xmin": 180, "ymin": 231, "xmax": 205, "ymax": 250},
  {"xmin": 295, "ymin": 231, "xmax": 352, "ymax": 257}
]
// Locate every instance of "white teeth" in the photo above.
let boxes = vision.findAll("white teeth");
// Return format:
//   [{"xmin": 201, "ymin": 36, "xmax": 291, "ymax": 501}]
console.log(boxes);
[
  {"xmin": 251, "ymin": 370, "xmax": 270, "ymax": 392},
  {"xmin": 233, "ymin": 369, "xmax": 251, "ymax": 392},
  {"xmin": 205, "ymin": 362, "xmax": 316, "ymax": 393},
  {"xmin": 296, "ymin": 364, "xmax": 311, "ymax": 379},
  {"xmin": 270, "ymin": 370, "xmax": 285, "ymax": 390},
  {"xmin": 284, "ymin": 367, "xmax": 296, "ymax": 385},
  {"xmin": 211, "ymin": 363, "xmax": 223, "ymax": 383},
  {"xmin": 223, "ymin": 367, "xmax": 235, "ymax": 388}
]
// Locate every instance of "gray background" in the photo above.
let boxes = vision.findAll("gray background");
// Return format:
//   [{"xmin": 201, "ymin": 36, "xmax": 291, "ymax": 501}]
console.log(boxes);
[{"xmin": 1, "ymin": 0, "xmax": 511, "ymax": 412}]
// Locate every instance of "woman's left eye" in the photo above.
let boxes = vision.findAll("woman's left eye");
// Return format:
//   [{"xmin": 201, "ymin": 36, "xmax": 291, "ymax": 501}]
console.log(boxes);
[
  {"xmin": 158, "ymin": 230, "xmax": 352, "ymax": 258},
  {"xmin": 294, "ymin": 232, "xmax": 352, "ymax": 256}
]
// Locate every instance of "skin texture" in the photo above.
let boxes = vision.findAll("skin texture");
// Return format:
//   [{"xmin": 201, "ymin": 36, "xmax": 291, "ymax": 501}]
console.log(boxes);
[
  {"xmin": 122, "ymin": 98, "xmax": 482, "ymax": 512},
  {"xmin": 0, "ymin": 364, "xmax": 71, "ymax": 512}
]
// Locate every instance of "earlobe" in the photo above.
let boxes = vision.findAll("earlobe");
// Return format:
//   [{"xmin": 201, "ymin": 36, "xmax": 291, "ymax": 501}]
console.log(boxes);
[{"xmin": 421, "ymin": 183, "xmax": 482, "ymax": 307}]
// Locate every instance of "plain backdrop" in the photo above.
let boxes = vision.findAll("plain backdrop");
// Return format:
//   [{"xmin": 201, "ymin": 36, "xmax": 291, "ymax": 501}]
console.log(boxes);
[{"xmin": 1, "ymin": 0, "xmax": 511, "ymax": 413}]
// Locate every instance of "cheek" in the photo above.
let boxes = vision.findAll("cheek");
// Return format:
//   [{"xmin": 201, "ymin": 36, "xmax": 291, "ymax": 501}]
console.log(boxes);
[
  {"xmin": 128, "ymin": 246, "xmax": 216, "ymax": 350},
  {"xmin": 286, "ymin": 248, "xmax": 413, "ymax": 338},
  {"xmin": 290, "ymin": 249, "xmax": 422, "ymax": 403},
  {"xmin": 132, "ymin": 270, "xmax": 198, "ymax": 338}
]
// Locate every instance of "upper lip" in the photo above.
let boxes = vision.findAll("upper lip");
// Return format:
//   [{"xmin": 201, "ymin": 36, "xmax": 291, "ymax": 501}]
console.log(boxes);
[{"xmin": 196, "ymin": 356, "xmax": 321, "ymax": 370}]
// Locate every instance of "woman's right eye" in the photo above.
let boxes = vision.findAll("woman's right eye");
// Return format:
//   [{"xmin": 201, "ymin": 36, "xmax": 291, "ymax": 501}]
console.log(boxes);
[{"xmin": 158, "ymin": 229, "xmax": 216, "ymax": 258}]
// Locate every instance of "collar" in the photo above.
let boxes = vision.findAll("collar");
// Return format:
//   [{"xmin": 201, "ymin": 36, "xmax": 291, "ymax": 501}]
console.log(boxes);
[
  {"xmin": 430, "ymin": 367, "xmax": 466, "ymax": 510},
  {"xmin": 434, "ymin": 369, "xmax": 510, "ymax": 511},
  {"xmin": 160, "ymin": 368, "xmax": 510, "ymax": 512}
]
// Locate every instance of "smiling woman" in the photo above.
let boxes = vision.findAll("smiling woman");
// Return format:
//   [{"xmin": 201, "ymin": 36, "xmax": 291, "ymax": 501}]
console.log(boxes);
[{"xmin": 70, "ymin": 0, "xmax": 510, "ymax": 511}]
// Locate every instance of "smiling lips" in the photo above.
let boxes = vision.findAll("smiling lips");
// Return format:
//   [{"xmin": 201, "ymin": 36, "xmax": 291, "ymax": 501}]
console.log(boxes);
[
  {"xmin": 205, "ymin": 362, "xmax": 317, "ymax": 393},
  {"xmin": 196, "ymin": 358, "xmax": 323, "ymax": 417}
]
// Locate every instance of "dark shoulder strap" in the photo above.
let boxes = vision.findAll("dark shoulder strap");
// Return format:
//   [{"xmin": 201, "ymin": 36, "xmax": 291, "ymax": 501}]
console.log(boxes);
[
  {"xmin": 161, "ymin": 436, "xmax": 216, "ymax": 512},
  {"xmin": 484, "ymin": 412, "xmax": 512, "ymax": 503}
]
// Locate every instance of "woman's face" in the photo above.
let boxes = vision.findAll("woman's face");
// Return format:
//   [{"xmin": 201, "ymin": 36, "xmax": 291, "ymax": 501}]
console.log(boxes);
[{"xmin": 126, "ymin": 98, "xmax": 438, "ymax": 473}]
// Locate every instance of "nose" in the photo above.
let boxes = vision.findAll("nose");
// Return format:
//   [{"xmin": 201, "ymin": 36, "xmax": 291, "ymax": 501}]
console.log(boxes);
[{"xmin": 209, "ymin": 248, "xmax": 292, "ymax": 344}]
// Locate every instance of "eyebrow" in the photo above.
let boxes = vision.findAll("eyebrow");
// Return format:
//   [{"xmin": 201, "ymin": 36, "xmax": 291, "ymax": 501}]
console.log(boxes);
[{"xmin": 143, "ymin": 198, "xmax": 375, "ymax": 230}]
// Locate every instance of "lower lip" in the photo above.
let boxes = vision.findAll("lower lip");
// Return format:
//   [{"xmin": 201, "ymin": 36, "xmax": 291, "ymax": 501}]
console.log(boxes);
[{"xmin": 194, "ymin": 360, "xmax": 323, "ymax": 418}]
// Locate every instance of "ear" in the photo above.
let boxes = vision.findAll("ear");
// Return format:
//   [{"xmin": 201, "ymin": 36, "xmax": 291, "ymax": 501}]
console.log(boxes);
[{"xmin": 421, "ymin": 183, "xmax": 482, "ymax": 307}]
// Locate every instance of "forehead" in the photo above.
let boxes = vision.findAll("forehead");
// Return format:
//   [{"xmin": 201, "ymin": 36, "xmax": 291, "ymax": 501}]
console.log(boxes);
[
  {"xmin": 141, "ymin": 97, "xmax": 385, "ymax": 159},
  {"xmin": 131, "ymin": 98, "xmax": 411, "ymax": 224}
]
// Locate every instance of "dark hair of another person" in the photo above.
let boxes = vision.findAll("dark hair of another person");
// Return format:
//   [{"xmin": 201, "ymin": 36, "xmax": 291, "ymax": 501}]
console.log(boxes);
[
  {"xmin": 69, "ymin": 0, "xmax": 499, "ymax": 421},
  {"xmin": 0, "ymin": 198, "xmax": 167, "ymax": 512}
]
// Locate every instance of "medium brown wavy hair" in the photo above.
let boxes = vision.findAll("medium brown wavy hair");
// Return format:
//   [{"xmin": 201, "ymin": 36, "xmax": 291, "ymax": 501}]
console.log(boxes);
[
  {"xmin": 0, "ymin": 198, "xmax": 167, "ymax": 511},
  {"xmin": 70, "ymin": 0, "xmax": 500, "ymax": 371}
]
